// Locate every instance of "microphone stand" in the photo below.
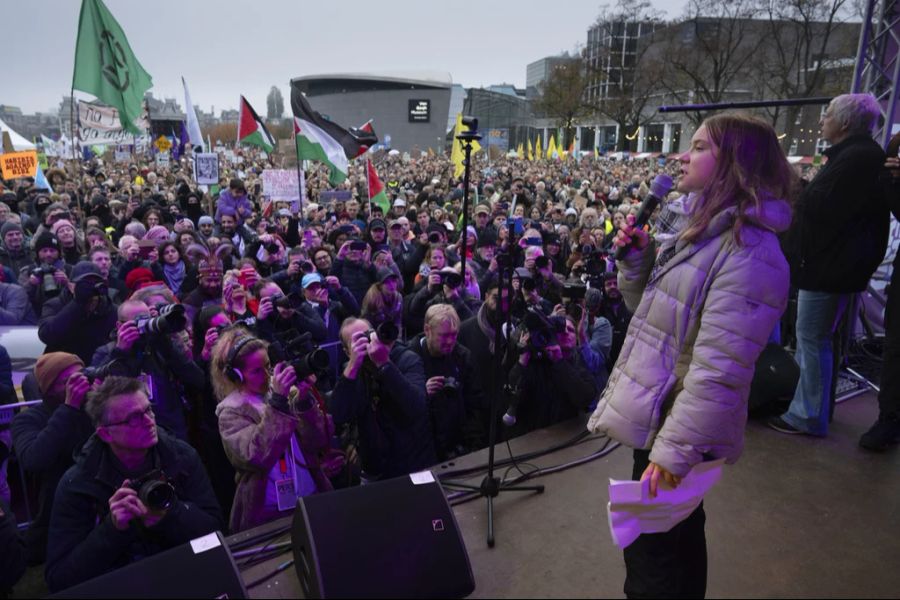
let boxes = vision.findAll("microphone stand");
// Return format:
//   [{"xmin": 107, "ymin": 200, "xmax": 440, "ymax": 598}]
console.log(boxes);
[{"xmin": 443, "ymin": 120, "xmax": 545, "ymax": 547}]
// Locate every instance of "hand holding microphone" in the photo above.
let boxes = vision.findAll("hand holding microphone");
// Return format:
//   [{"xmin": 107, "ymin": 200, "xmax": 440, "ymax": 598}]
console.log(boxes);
[{"xmin": 612, "ymin": 173, "xmax": 673, "ymax": 261}]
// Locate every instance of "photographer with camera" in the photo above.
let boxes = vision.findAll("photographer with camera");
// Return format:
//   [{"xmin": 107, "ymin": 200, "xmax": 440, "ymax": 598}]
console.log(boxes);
[
  {"xmin": 294, "ymin": 272, "xmax": 359, "ymax": 384},
  {"xmin": 11, "ymin": 353, "xmax": 94, "ymax": 564},
  {"xmin": 511, "ymin": 267, "xmax": 553, "ymax": 320},
  {"xmin": 211, "ymin": 329, "xmax": 337, "ymax": 532},
  {"xmin": 523, "ymin": 243, "xmax": 564, "ymax": 304},
  {"xmin": 411, "ymin": 305, "xmax": 486, "ymax": 459},
  {"xmin": 45, "ymin": 377, "xmax": 223, "ymax": 593},
  {"xmin": 597, "ymin": 271, "xmax": 633, "ymax": 366},
  {"xmin": 408, "ymin": 266, "xmax": 475, "ymax": 336},
  {"xmin": 331, "ymin": 238, "xmax": 377, "ymax": 306},
  {"xmin": 90, "ymin": 299, "xmax": 204, "ymax": 442},
  {"xmin": 504, "ymin": 309, "xmax": 598, "ymax": 438},
  {"xmin": 331, "ymin": 317, "xmax": 435, "ymax": 481},
  {"xmin": 270, "ymin": 246, "xmax": 315, "ymax": 295},
  {"xmin": 20, "ymin": 231, "xmax": 71, "ymax": 316},
  {"xmin": 38, "ymin": 261, "xmax": 117, "ymax": 365}
]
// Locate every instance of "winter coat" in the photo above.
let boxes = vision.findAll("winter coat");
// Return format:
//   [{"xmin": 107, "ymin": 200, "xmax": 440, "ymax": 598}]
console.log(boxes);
[
  {"xmin": 331, "ymin": 258, "xmax": 377, "ymax": 307},
  {"xmin": 784, "ymin": 134, "xmax": 889, "ymax": 293},
  {"xmin": 329, "ymin": 342, "xmax": 436, "ymax": 479},
  {"xmin": 10, "ymin": 402, "xmax": 94, "ymax": 565},
  {"xmin": 216, "ymin": 389, "xmax": 333, "ymax": 533},
  {"xmin": 45, "ymin": 432, "xmax": 223, "ymax": 592},
  {"xmin": 214, "ymin": 189, "xmax": 254, "ymax": 225},
  {"xmin": 0, "ymin": 282, "xmax": 37, "ymax": 325},
  {"xmin": 38, "ymin": 292, "xmax": 117, "ymax": 365},
  {"xmin": 588, "ymin": 197, "xmax": 791, "ymax": 477}
]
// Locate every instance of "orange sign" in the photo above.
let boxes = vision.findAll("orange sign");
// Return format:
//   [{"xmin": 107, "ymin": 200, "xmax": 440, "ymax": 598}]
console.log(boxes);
[{"xmin": 0, "ymin": 150, "xmax": 38, "ymax": 179}]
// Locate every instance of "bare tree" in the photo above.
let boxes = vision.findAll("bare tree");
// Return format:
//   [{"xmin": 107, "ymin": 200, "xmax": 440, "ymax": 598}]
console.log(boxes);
[
  {"xmin": 652, "ymin": 0, "xmax": 765, "ymax": 127},
  {"xmin": 584, "ymin": 0, "xmax": 666, "ymax": 151},
  {"xmin": 532, "ymin": 60, "xmax": 593, "ymax": 149},
  {"xmin": 756, "ymin": 0, "xmax": 858, "ymax": 150}
]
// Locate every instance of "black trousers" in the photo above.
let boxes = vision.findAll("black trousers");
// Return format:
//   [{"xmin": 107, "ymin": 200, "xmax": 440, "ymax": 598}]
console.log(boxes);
[
  {"xmin": 623, "ymin": 449, "xmax": 707, "ymax": 599},
  {"xmin": 878, "ymin": 265, "xmax": 900, "ymax": 416}
]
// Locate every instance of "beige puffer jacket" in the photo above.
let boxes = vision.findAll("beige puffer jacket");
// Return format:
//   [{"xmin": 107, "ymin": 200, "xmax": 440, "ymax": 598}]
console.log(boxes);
[{"xmin": 588, "ymin": 197, "xmax": 791, "ymax": 477}]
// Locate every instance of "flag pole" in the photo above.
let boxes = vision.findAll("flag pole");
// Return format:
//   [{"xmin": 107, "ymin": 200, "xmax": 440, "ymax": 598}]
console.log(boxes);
[
  {"xmin": 292, "ymin": 123, "xmax": 304, "ymax": 222},
  {"xmin": 365, "ymin": 157, "xmax": 373, "ymax": 219}
]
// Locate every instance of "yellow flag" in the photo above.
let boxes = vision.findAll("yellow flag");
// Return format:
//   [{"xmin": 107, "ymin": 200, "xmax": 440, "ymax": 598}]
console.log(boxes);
[
  {"xmin": 451, "ymin": 113, "xmax": 481, "ymax": 178},
  {"xmin": 428, "ymin": 147, "xmax": 435, "ymax": 156},
  {"xmin": 547, "ymin": 135, "xmax": 557, "ymax": 159},
  {"xmin": 535, "ymin": 134, "xmax": 542, "ymax": 160},
  {"xmin": 516, "ymin": 143, "xmax": 524, "ymax": 159},
  {"xmin": 594, "ymin": 147, "xmax": 599, "ymax": 160},
  {"xmin": 527, "ymin": 138, "xmax": 533, "ymax": 161}
]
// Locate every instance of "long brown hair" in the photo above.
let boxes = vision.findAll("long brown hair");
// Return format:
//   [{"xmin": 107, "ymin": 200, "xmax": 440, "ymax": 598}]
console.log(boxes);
[{"xmin": 680, "ymin": 113, "xmax": 797, "ymax": 246}]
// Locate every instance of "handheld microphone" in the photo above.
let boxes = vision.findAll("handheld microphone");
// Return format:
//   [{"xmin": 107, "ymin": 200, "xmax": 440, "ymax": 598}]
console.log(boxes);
[{"xmin": 613, "ymin": 173, "xmax": 673, "ymax": 262}]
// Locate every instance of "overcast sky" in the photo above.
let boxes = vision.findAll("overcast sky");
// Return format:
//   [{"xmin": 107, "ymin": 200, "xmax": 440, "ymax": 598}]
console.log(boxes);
[{"xmin": 5, "ymin": 0, "xmax": 686, "ymax": 116}]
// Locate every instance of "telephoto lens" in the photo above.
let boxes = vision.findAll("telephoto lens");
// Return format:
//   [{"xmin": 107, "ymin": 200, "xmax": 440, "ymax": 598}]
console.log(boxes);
[
  {"xmin": 135, "ymin": 304, "xmax": 187, "ymax": 335},
  {"xmin": 129, "ymin": 471, "xmax": 176, "ymax": 511}
]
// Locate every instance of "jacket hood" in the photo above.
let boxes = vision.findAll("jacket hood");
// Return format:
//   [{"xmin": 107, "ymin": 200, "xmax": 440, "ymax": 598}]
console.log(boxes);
[{"xmin": 701, "ymin": 195, "xmax": 792, "ymax": 243}]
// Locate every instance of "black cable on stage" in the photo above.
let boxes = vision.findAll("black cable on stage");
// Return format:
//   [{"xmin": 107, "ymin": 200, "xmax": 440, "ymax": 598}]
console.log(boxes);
[
  {"xmin": 239, "ymin": 544, "xmax": 292, "ymax": 571},
  {"xmin": 436, "ymin": 429, "xmax": 595, "ymax": 480},
  {"xmin": 447, "ymin": 438, "xmax": 619, "ymax": 507},
  {"xmin": 228, "ymin": 523, "xmax": 292, "ymax": 552},
  {"xmin": 245, "ymin": 559, "xmax": 295, "ymax": 590}
]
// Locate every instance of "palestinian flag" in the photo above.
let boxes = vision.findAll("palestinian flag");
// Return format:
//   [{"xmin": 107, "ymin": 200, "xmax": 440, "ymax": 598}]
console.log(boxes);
[
  {"xmin": 366, "ymin": 158, "xmax": 390, "ymax": 214},
  {"xmin": 290, "ymin": 83, "xmax": 378, "ymax": 185},
  {"xmin": 238, "ymin": 95, "xmax": 275, "ymax": 152}
]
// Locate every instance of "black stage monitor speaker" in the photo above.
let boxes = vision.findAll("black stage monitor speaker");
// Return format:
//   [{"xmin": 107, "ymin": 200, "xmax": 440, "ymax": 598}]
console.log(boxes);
[
  {"xmin": 292, "ymin": 473, "xmax": 475, "ymax": 599},
  {"xmin": 49, "ymin": 531, "xmax": 247, "ymax": 598}
]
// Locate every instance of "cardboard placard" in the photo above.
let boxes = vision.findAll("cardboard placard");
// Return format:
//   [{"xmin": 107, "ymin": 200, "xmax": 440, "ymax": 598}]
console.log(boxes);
[{"xmin": 0, "ymin": 150, "xmax": 39, "ymax": 179}]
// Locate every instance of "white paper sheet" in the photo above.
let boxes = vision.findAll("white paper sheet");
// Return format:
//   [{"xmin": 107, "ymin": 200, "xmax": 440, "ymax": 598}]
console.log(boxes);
[{"xmin": 607, "ymin": 458, "xmax": 726, "ymax": 549}]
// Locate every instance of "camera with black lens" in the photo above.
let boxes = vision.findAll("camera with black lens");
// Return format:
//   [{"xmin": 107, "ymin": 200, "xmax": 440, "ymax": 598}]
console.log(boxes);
[
  {"xmin": 457, "ymin": 116, "xmax": 481, "ymax": 142},
  {"xmin": 264, "ymin": 240, "xmax": 280, "ymax": 254},
  {"xmin": 265, "ymin": 223, "xmax": 277, "ymax": 234},
  {"xmin": 522, "ymin": 308, "xmax": 564, "ymax": 360},
  {"xmin": 440, "ymin": 271, "xmax": 462, "ymax": 289},
  {"xmin": 427, "ymin": 231, "xmax": 442, "ymax": 244},
  {"xmin": 514, "ymin": 267, "xmax": 537, "ymax": 292},
  {"xmin": 534, "ymin": 255, "xmax": 550, "ymax": 271},
  {"xmin": 82, "ymin": 359, "xmax": 125, "ymax": 384},
  {"xmin": 367, "ymin": 320, "xmax": 399, "ymax": 345},
  {"xmin": 442, "ymin": 376, "xmax": 460, "ymax": 394},
  {"xmin": 31, "ymin": 265, "xmax": 59, "ymax": 296},
  {"xmin": 128, "ymin": 469, "xmax": 176, "ymax": 511},
  {"xmin": 561, "ymin": 281, "xmax": 587, "ymax": 301},
  {"xmin": 268, "ymin": 331, "xmax": 330, "ymax": 380},
  {"xmin": 134, "ymin": 304, "xmax": 187, "ymax": 336},
  {"xmin": 271, "ymin": 292, "xmax": 304, "ymax": 311}
]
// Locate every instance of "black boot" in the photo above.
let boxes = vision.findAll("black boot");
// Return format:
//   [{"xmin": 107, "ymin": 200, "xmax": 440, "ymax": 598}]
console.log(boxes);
[{"xmin": 859, "ymin": 413, "xmax": 900, "ymax": 451}]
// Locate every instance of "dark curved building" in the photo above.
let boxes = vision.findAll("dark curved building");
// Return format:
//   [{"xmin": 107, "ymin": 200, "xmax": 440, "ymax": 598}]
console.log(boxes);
[{"xmin": 291, "ymin": 72, "xmax": 453, "ymax": 153}]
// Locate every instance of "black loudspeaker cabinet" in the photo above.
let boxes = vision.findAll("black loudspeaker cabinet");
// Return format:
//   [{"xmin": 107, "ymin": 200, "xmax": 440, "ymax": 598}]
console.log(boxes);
[
  {"xmin": 49, "ymin": 530, "xmax": 247, "ymax": 598},
  {"xmin": 291, "ymin": 474, "xmax": 475, "ymax": 599}
]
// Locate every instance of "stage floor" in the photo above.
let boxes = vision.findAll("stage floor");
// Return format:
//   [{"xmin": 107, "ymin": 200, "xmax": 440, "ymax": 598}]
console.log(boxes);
[
  {"xmin": 17, "ymin": 391, "xmax": 899, "ymax": 598},
  {"xmin": 448, "ymin": 391, "xmax": 900, "ymax": 599}
]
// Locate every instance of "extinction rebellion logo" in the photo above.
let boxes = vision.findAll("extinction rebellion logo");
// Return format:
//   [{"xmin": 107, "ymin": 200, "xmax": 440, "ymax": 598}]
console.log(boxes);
[{"xmin": 99, "ymin": 30, "xmax": 130, "ymax": 91}]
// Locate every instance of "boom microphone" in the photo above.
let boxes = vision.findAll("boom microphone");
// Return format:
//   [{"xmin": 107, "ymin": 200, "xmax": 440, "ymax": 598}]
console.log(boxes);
[{"xmin": 613, "ymin": 173, "xmax": 674, "ymax": 261}]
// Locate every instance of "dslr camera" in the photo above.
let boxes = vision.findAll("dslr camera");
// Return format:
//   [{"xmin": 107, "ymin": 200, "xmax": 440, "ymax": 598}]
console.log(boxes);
[
  {"xmin": 31, "ymin": 265, "xmax": 60, "ymax": 296},
  {"xmin": 365, "ymin": 320, "xmax": 400, "ymax": 345},
  {"xmin": 135, "ymin": 304, "xmax": 187, "ymax": 336},
  {"xmin": 129, "ymin": 469, "xmax": 176, "ymax": 511},
  {"xmin": 522, "ymin": 308, "xmax": 565, "ymax": 360},
  {"xmin": 269, "ymin": 292, "xmax": 304, "ymax": 312},
  {"xmin": 268, "ymin": 331, "xmax": 330, "ymax": 380}
]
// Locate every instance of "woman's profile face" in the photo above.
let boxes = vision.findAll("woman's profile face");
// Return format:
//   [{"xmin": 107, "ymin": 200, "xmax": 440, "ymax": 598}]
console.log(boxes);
[{"xmin": 678, "ymin": 125, "xmax": 718, "ymax": 194}]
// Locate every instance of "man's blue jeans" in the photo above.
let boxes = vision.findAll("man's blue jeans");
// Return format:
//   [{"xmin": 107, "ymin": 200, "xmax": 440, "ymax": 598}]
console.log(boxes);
[{"xmin": 782, "ymin": 290, "xmax": 850, "ymax": 435}]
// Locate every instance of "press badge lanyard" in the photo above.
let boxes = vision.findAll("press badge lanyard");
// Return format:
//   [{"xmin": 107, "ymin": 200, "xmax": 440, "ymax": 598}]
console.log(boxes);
[{"xmin": 275, "ymin": 437, "xmax": 300, "ymax": 512}]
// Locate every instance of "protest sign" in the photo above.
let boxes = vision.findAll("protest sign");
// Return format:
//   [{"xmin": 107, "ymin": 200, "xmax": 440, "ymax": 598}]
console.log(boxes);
[
  {"xmin": 156, "ymin": 152, "xmax": 170, "ymax": 168},
  {"xmin": 155, "ymin": 136, "xmax": 172, "ymax": 153},
  {"xmin": 37, "ymin": 153, "xmax": 49, "ymax": 170},
  {"xmin": 115, "ymin": 145, "xmax": 131, "ymax": 162},
  {"xmin": 0, "ymin": 150, "xmax": 38, "ymax": 179},
  {"xmin": 261, "ymin": 169, "xmax": 305, "ymax": 212},
  {"xmin": 194, "ymin": 153, "xmax": 219, "ymax": 184},
  {"xmin": 77, "ymin": 100, "xmax": 148, "ymax": 145}
]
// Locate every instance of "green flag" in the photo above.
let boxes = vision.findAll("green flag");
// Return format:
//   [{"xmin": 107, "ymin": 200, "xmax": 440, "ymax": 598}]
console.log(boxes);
[{"xmin": 72, "ymin": 0, "xmax": 152, "ymax": 135}]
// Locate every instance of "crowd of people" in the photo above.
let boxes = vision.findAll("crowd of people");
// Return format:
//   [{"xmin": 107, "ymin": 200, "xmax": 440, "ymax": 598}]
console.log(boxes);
[{"xmin": 0, "ymin": 94, "xmax": 896, "ymax": 596}]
